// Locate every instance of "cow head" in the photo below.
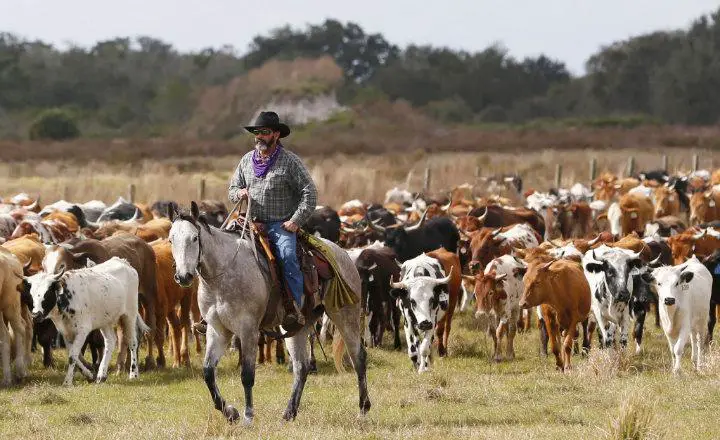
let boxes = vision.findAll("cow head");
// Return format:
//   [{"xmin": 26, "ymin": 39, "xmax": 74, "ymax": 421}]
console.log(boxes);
[
  {"xmin": 519, "ymin": 260, "xmax": 555, "ymax": 309},
  {"xmin": 652, "ymin": 264, "xmax": 697, "ymax": 311},
  {"xmin": 26, "ymin": 269, "xmax": 66, "ymax": 323},
  {"xmin": 583, "ymin": 247, "xmax": 643, "ymax": 303},
  {"xmin": 689, "ymin": 191, "xmax": 718, "ymax": 226},
  {"xmin": 469, "ymin": 228, "xmax": 510, "ymax": 272},
  {"xmin": 390, "ymin": 264, "xmax": 453, "ymax": 332},
  {"xmin": 368, "ymin": 208, "xmax": 428, "ymax": 260},
  {"xmin": 43, "ymin": 244, "xmax": 96, "ymax": 274},
  {"xmin": 653, "ymin": 186, "xmax": 679, "ymax": 218},
  {"xmin": 471, "ymin": 270, "xmax": 511, "ymax": 330}
]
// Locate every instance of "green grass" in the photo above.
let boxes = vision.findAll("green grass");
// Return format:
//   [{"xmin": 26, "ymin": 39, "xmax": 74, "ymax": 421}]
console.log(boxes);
[{"xmin": 1, "ymin": 309, "xmax": 719, "ymax": 439}]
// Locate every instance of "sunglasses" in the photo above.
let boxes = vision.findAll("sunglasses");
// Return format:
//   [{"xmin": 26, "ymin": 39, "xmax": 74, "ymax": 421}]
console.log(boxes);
[{"xmin": 251, "ymin": 128, "xmax": 274, "ymax": 136}]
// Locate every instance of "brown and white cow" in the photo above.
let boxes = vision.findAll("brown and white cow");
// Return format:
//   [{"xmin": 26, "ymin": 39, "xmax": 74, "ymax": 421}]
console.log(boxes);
[
  {"xmin": 468, "ymin": 223, "xmax": 541, "ymax": 273},
  {"xmin": 690, "ymin": 189, "xmax": 720, "ymax": 226},
  {"xmin": 653, "ymin": 185, "xmax": 681, "ymax": 218}
]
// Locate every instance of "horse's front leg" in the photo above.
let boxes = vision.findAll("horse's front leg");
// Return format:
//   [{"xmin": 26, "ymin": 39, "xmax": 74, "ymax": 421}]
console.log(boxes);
[
  {"xmin": 202, "ymin": 314, "xmax": 238, "ymax": 423},
  {"xmin": 283, "ymin": 327, "xmax": 312, "ymax": 421}
]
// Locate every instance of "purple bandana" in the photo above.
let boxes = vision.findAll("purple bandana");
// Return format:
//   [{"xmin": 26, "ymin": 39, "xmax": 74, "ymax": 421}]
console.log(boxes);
[{"xmin": 252, "ymin": 143, "xmax": 283, "ymax": 178}]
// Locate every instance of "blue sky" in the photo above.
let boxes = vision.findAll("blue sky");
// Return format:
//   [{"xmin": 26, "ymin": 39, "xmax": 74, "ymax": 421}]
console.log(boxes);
[{"xmin": 2, "ymin": 0, "xmax": 718, "ymax": 75}]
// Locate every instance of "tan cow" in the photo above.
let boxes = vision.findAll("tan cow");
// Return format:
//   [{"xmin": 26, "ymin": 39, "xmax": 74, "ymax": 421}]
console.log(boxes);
[
  {"xmin": 0, "ymin": 247, "xmax": 32, "ymax": 385},
  {"xmin": 618, "ymin": 193, "xmax": 654, "ymax": 236},
  {"xmin": 519, "ymin": 258, "xmax": 591, "ymax": 371},
  {"xmin": 2, "ymin": 234, "xmax": 45, "ymax": 275},
  {"xmin": 690, "ymin": 189, "xmax": 720, "ymax": 226},
  {"xmin": 653, "ymin": 186, "xmax": 681, "ymax": 218}
]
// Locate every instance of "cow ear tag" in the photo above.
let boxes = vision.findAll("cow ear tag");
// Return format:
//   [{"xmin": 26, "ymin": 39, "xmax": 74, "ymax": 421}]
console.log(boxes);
[{"xmin": 630, "ymin": 212, "xmax": 638, "ymax": 219}]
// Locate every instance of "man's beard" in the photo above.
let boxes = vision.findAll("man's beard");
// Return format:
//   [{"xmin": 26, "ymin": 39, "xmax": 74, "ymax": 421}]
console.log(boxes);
[{"xmin": 255, "ymin": 139, "xmax": 273, "ymax": 153}]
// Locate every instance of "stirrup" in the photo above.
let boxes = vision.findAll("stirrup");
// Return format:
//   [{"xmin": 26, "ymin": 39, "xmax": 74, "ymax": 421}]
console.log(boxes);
[{"xmin": 192, "ymin": 319, "xmax": 207, "ymax": 335}]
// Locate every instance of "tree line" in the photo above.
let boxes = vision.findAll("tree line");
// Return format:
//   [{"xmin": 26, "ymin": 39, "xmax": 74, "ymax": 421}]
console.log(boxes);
[{"xmin": 1, "ymin": 9, "xmax": 719, "ymax": 139}]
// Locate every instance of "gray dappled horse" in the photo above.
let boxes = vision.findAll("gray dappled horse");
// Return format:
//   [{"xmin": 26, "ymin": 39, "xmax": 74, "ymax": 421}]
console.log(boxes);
[{"xmin": 168, "ymin": 202, "xmax": 370, "ymax": 424}]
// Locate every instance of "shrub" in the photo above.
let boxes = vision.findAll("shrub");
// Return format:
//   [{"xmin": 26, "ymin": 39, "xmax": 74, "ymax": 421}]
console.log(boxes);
[{"xmin": 29, "ymin": 108, "xmax": 81, "ymax": 141}]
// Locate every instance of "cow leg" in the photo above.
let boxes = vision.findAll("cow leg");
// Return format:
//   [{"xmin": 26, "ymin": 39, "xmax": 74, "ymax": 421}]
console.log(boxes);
[
  {"xmin": 437, "ymin": 310, "xmax": 454, "ymax": 357},
  {"xmin": 582, "ymin": 318, "xmax": 594, "ymax": 355},
  {"xmin": 392, "ymin": 304, "xmax": 402, "ymax": 350},
  {"xmin": 116, "ymin": 325, "xmax": 128, "ymax": 374},
  {"xmin": 405, "ymin": 323, "xmax": 419, "ymax": 370},
  {"xmin": 538, "ymin": 312, "xmax": 549, "ymax": 357},
  {"xmin": 0, "ymin": 314, "xmax": 11, "ymax": 386},
  {"xmin": 707, "ymin": 302, "xmax": 717, "ymax": 346},
  {"xmin": 418, "ymin": 331, "xmax": 435, "ymax": 373},
  {"xmin": 202, "ymin": 318, "xmax": 239, "ymax": 423},
  {"xmin": 506, "ymin": 315, "xmax": 517, "ymax": 361},
  {"xmin": 691, "ymin": 328, "xmax": 703, "ymax": 371},
  {"xmin": 632, "ymin": 304, "xmax": 647, "ymax": 355},
  {"xmin": 490, "ymin": 321, "xmax": 501, "ymax": 362},
  {"xmin": 6, "ymin": 312, "xmax": 28, "ymax": 381},
  {"xmin": 562, "ymin": 323, "xmax": 578, "ymax": 371},
  {"xmin": 653, "ymin": 297, "xmax": 660, "ymax": 328},
  {"xmin": 544, "ymin": 311, "xmax": 562, "ymax": 371},
  {"xmin": 168, "ymin": 311, "xmax": 183, "ymax": 368},
  {"xmin": 96, "ymin": 325, "xmax": 117, "ymax": 383},
  {"xmin": 618, "ymin": 306, "xmax": 631, "ymax": 349},
  {"xmin": 64, "ymin": 331, "xmax": 95, "ymax": 386},
  {"xmin": 120, "ymin": 314, "xmax": 142, "ymax": 380},
  {"xmin": 178, "ymin": 296, "xmax": 192, "ymax": 367},
  {"xmin": 670, "ymin": 332, "xmax": 688, "ymax": 375},
  {"xmin": 152, "ymin": 305, "xmax": 166, "ymax": 369}
]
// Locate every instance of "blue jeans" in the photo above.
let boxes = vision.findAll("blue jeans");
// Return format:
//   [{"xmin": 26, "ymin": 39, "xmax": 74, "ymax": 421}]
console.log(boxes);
[{"xmin": 266, "ymin": 221, "xmax": 303, "ymax": 306}]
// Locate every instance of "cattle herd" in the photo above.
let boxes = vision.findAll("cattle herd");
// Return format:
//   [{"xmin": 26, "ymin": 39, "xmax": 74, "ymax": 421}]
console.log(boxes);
[{"xmin": 1, "ymin": 166, "xmax": 720, "ymax": 392}]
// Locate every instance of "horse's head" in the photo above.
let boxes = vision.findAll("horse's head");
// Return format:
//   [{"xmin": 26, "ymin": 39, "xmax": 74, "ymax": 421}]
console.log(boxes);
[{"xmin": 168, "ymin": 201, "xmax": 204, "ymax": 288}]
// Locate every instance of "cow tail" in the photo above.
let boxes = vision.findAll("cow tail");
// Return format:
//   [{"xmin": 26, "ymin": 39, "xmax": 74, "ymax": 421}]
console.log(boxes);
[
  {"xmin": 331, "ymin": 326, "xmax": 346, "ymax": 373},
  {"xmin": 136, "ymin": 315, "xmax": 151, "ymax": 335}
]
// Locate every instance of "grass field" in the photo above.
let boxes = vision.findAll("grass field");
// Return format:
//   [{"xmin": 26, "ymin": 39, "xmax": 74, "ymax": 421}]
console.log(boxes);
[{"xmin": 2, "ymin": 309, "xmax": 719, "ymax": 440}]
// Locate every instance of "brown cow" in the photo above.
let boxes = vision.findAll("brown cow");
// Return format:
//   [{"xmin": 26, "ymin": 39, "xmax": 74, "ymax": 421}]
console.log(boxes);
[
  {"xmin": 690, "ymin": 190, "xmax": 720, "ymax": 226},
  {"xmin": 653, "ymin": 186, "xmax": 681, "ymax": 218},
  {"xmin": 0, "ymin": 247, "xmax": 32, "ymax": 385},
  {"xmin": 618, "ymin": 193, "xmax": 654, "ymax": 236},
  {"xmin": 519, "ymin": 259, "xmax": 591, "ymax": 371},
  {"xmin": 464, "ymin": 205, "xmax": 545, "ymax": 239},
  {"xmin": 593, "ymin": 172, "xmax": 618, "ymax": 201},
  {"xmin": 93, "ymin": 218, "xmax": 171, "ymax": 242},
  {"xmin": 10, "ymin": 219, "xmax": 74, "ymax": 244},
  {"xmin": 150, "ymin": 239, "xmax": 198, "ymax": 368},
  {"xmin": 425, "ymin": 248, "xmax": 462, "ymax": 357},
  {"xmin": 667, "ymin": 228, "xmax": 720, "ymax": 265},
  {"xmin": 556, "ymin": 202, "xmax": 593, "ymax": 239},
  {"xmin": 43, "ymin": 210, "xmax": 81, "ymax": 233}
]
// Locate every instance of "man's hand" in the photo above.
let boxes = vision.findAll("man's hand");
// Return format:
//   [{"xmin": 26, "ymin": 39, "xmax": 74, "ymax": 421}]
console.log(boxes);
[
  {"xmin": 282, "ymin": 220, "xmax": 299, "ymax": 233},
  {"xmin": 237, "ymin": 188, "xmax": 249, "ymax": 201}
]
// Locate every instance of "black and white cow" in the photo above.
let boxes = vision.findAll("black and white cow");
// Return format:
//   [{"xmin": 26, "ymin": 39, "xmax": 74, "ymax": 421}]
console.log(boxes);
[
  {"xmin": 583, "ymin": 245, "xmax": 647, "ymax": 353},
  {"xmin": 390, "ymin": 254, "xmax": 452, "ymax": 373},
  {"xmin": 25, "ymin": 257, "xmax": 149, "ymax": 385}
]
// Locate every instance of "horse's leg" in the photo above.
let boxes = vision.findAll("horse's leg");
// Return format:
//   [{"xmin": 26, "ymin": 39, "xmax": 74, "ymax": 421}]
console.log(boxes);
[
  {"xmin": 283, "ymin": 327, "xmax": 312, "ymax": 421},
  {"xmin": 307, "ymin": 332, "xmax": 317, "ymax": 374},
  {"xmin": 234, "ymin": 322, "xmax": 259, "ymax": 424},
  {"xmin": 326, "ymin": 304, "xmax": 371, "ymax": 417},
  {"xmin": 203, "ymin": 318, "xmax": 240, "ymax": 423}
]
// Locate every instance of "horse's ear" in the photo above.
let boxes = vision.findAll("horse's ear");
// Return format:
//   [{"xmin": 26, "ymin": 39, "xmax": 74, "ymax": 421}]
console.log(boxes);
[{"xmin": 190, "ymin": 201, "xmax": 200, "ymax": 220}]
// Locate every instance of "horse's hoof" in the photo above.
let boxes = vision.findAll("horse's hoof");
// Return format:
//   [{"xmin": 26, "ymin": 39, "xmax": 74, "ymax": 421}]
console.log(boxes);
[
  {"xmin": 223, "ymin": 405, "xmax": 240, "ymax": 423},
  {"xmin": 282, "ymin": 408, "xmax": 297, "ymax": 421},
  {"xmin": 308, "ymin": 360, "xmax": 318, "ymax": 375}
]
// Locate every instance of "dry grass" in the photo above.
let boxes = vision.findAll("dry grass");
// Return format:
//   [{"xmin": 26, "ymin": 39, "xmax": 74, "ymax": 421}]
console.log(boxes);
[
  {"xmin": 1, "ymin": 310, "xmax": 719, "ymax": 439},
  {"xmin": 3, "ymin": 147, "xmax": 720, "ymax": 209}
]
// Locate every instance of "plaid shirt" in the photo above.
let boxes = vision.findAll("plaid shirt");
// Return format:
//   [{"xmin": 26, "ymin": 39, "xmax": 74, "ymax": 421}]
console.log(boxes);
[{"xmin": 228, "ymin": 147, "xmax": 318, "ymax": 226}]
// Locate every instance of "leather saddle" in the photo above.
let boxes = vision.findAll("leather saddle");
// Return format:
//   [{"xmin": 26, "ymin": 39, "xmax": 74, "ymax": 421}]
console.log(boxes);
[{"xmin": 227, "ymin": 216, "xmax": 333, "ymax": 332}]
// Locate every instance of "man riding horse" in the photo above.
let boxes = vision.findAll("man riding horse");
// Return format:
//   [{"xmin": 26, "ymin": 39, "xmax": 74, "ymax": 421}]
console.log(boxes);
[{"xmin": 228, "ymin": 111, "xmax": 318, "ymax": 330}]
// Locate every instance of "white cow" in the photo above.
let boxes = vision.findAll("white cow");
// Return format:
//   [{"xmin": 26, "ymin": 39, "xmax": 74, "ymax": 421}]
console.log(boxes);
[
  {"xmin": 583, "ymin": 245, "xmax": 645, "ymax": 352},
  {"xmin": 390, "ymin": 254, "xmax": 452, "ymax": 373},
  {"xmin": 26, "ymin": 257, "xmax": 149, "ymax": 385},
  {"xmin": 652, "ymin": 256, "xmax": 712, "ymax": 374}
]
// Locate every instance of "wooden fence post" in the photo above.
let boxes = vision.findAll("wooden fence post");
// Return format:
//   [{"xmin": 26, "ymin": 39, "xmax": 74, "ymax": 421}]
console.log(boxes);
[
  {"xmin": 198, "ymin": 178, "xmax": 206, "ymax": 201},
  {"xmin": 63, "ymin": 185, "xmax": 70, "ymax": 202},
  {"xmin": 661, "ymin": 155, "xmax": 668, "ymax": 171},
  {"xmin": 626, "ymin": 156, "xmax": 635, "ymax": 177},
  {"xmin": 128, "ymin": 184, "xmax": 136, "ymax": 203},
  {"xmin": 692, "ymin": 154, "xmax": 699, "ymax": 172},
  {"xmin": 423, "ymin": 166, "xmax": 431, "ymax": 192},
  {"xmin": 554, "ymin": 164, "xmax": 562, "ymax": 189},
  {"xmin": 589, "ymin": 158, "xmax": 597, "ymax": 183}
]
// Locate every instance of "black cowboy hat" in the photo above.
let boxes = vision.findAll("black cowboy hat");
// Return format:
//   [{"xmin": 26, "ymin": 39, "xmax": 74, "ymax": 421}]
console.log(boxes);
[{"xmin": 244, "ymin": 111, "xmax": 291, "ymax": 138}]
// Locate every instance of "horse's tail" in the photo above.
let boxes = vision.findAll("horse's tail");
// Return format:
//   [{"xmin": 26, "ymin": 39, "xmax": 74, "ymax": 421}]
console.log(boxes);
[{"xmin": 331, "ymin": 327, "xmax": 346, "ymax": 373}]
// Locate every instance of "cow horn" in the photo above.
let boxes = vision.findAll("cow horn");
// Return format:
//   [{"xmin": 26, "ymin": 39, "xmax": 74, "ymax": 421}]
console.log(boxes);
[
  {"xmin": 586, "ymin": 249, "xmax": 603, "ymax": 265},
  {"xmin": 389, "ymin": 276, "xmax": 407, "ymax": 290},
  {"xmin": 475, "ymin": 207, "xmax": 488, "ymax": 223},
  {"xmin": 430, "ymin": 266, "xmax": 454, "ymax": 285},
  {"xmin": 341, "ymin": 225, "xmax": 357, "ymax": 234},
  {"xmin": 494, "ymin": 273, "xmax": 508, "ymax": 282},
  {"xmin": 692, "ymin": 229, "xmax": 708, "ymax": 240},
  {"xmin": 627, "ymin": 249, "xmax": 642, "ymax": 260},
  {"xmin": 648, "ymin": 254, "xmax": 663, "ymax": 267},
  {"xmin": 22, "ymin": 259, "xmax": 32, "ymax": 273},
  {"xmin": 491, "ymin": 227, "xmax": 502, "ymax": 237},
  {"xmin": 366, "ymin": 215, "xmax": 386, "ymax": 233},
  {"xmin": 405, "ymin": 209, "xmax": 428, "ymax": 231},
  {"xmin": 52, "ymin": 267, "xmax": 65, "ymax": 281},
  {"xmin": 587, "ymin": 234, "xmax": 601, "ymax": 246},
  {"xmin": 440, "ymin": 196, "xmax": 452, "ymax": 211},
  {"xmin": 25, "ymin": 199, "xmax": 39, "ymax": 211},
  {"xmin": 123, "ymin": 208, "xmax": 142, "ymax": 223},
  {"xmin": 368, "ymin": 262, "xmax": 377, "ymax": 271},
  {"xmin": 540, "ymin": 260, "xmax": 555, "ymax": 271}
]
